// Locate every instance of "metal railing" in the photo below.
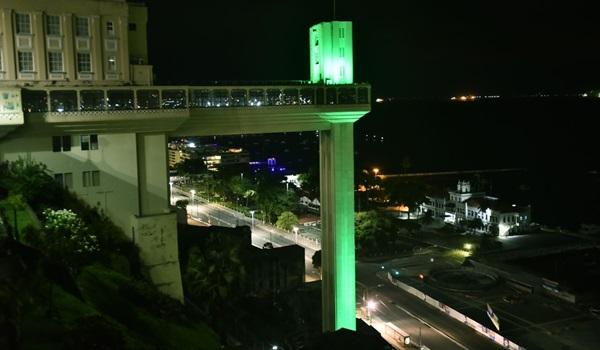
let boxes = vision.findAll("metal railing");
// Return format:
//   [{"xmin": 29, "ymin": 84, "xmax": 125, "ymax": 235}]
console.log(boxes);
[{"xmin": 21, "ymin": 84, "xmax": 371, "ymax": 113}]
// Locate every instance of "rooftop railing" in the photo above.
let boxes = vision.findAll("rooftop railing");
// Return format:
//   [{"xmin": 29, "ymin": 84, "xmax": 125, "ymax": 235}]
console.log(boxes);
[{"xmin": 21, "ymin": 84, "xmax": 371, "ymax": 114}]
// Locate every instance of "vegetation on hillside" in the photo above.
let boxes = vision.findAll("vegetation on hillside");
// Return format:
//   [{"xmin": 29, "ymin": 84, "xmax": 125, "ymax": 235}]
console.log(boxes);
[{"xmin": 0, "ymin": 159, "xmax": 220, "ymax": 349}]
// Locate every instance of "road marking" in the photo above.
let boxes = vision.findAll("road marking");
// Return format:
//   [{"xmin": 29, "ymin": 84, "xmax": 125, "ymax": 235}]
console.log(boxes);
[{"xmin": 390, "ymin": 302, "xmax": 470, "ymax": 350}]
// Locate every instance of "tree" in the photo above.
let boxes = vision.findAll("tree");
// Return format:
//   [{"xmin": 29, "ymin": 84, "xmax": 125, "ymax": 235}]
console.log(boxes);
[
  {"xmin": 41, "ymin": 209, "xmax": 99, "ymax": 270},
  {"xmin": 387, "ymin": 180, "xmax": 428, "ymax": 219},
  {"xmin": 276, "ymin": 211, "xmax": 299, "ymax": 231},
  {"xmin": 184, "ymin": 234, "xmax": 246, "ymax": 342},
  {"xmin": 464, "ymin": 218, "xmax": 483, "ymax": 234},
  {"xmin": 225, "ymin": 175, "xmax": 255, "ymax": 207},
  {"xmin": 5, "ymin": 158, "xmax": 64, "ymax": 210},
  {"xmin": 355, "ymin": 210, "xmax": 393, "ymax": 252},
  {"xmin": 298, "ymin": 167, "xmax": 319, "ymax": 198},
  {"xmin": 420, "ymin": 210, "xmax": 434, "ymax": 225},
  {"xmin": 5, "ymin": 193, "xmax": 26, "ymax": 241},
  {"xmin": 255, "ymin": 173, "xmax": 296, "ymax": 224}
]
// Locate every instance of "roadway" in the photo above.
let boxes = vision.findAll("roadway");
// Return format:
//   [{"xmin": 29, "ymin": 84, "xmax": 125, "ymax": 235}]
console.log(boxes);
[
  {"xmin": 172, "ymin": 188, "xmax": 503, "ymax": 349},
  {"xmin": 172, "ymin": 189, "xmax": 321, "ymax": 281},
  {"xmin": 357, "ymin": 261, "xmax": 503, "ymax": 350}
]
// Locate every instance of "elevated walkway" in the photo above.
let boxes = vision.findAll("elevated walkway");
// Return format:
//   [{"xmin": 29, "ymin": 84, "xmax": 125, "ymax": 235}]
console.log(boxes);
[{"xmin": 3, "ymin": 84, "xmax": 370, "ymax": 138}]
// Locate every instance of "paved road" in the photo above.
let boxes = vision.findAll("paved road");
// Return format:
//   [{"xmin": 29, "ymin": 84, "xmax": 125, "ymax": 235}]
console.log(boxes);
[
  {"xmin": 173, "ymin": 188, "xmax": 503, "ymax": 349},
  {"xmin": 173, "ymin": 190, "xmax": 321, "ymax": 281},
  {"xmin": 357, "ymin": 261, "xmax": 503, "ymax": 350}
]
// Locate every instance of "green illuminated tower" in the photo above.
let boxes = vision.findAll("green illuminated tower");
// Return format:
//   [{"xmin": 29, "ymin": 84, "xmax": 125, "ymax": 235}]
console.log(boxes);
[{"xmin": 310, "ymin": 21, "xmax": 354, "ymax": 84}]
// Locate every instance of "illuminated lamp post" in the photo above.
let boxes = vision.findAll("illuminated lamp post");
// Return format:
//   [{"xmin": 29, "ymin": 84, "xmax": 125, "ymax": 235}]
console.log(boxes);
[
  {"xmin": 366, "ymin": 300, "xmax": 377, "ymax": 325},
  {"xmin": 372, "ymin": 167, "xmax": 379, "ymax": 179},
  {"xmin": 293, "ymin": 226, "xmax": 299, "ymax": 243},
  {"xmin": 249, "ymin": 210, "xmax": 255, "ymax": 229},
  {"xmin": 190, "ymin": 189, "xmax": 196, "ymax": 216}
]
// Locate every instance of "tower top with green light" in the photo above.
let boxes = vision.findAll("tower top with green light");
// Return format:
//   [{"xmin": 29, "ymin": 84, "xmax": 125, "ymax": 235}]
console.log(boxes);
[{"xmin": 310, "ymin": 21, "xmax": 354, "ymax": 85}]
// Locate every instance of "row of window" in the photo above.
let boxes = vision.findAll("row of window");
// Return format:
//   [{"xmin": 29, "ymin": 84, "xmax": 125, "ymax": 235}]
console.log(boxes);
[
  {"xmin": 54, "ymin": 170, "xmax": 100, "ymax": 188},
  {"xmin": 8, "ymin": 13, "xmax": 119, "ymax": 76},
  {"xmin": 13, "ymin": 49, "xmax": 113, "ymax": 74},
  {"xmin": 52, "ymin": 134, "xmax": 98, "ymax": 152},
  {"xmin": 21, "ymin": 86, "xmax": 370, "ymax": 113},
  {"xmin": 15, "ymin": 13, "xmax": 115, "ymax": 37}
]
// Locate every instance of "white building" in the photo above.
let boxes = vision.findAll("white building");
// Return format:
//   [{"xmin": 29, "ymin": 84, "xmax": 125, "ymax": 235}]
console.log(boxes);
[{"xmin": 422, "ymin": 180, "xmax": 530, "ymax": 237}]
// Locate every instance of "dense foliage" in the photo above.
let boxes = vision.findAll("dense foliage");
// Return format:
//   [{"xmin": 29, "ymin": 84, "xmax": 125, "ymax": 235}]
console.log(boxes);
[{"xmin": 0, "ymin": 159, "xmax": 219, "ymax": 349}]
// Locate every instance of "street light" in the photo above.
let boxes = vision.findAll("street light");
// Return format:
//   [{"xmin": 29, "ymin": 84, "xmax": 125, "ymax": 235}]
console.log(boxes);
[
  {"xmin": 190, "ymin": 189, "xmax": 196, "ymax": 216},
  {"xmin": 249, "ymin": 210, "xmax": 255, "ymax": 228},
  {"xmin": 372, "ymin": 167, "xmax": 380, "ymax": 178},
  {"xmin": 367, "ymin": 300, "xmax": 377, "ymax": 325},
  {"xmin": 293, "ymin": 226, "xmax": 299, "ymax": 243}
]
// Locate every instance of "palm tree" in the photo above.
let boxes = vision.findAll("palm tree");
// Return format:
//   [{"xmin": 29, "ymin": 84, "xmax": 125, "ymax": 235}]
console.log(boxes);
[{"xmin": 185, "ymin": 234, "xmax": 246, "ymax": 342}]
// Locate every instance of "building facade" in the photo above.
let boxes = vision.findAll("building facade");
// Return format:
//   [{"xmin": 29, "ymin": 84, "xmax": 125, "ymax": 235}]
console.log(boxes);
[
  {"xmin": 0, "ymin": 0, "xmax": 152, "ymax": 86},
  {"xmin": 423, "ymin": 180, "xmax": 531, "ymax": 236}
]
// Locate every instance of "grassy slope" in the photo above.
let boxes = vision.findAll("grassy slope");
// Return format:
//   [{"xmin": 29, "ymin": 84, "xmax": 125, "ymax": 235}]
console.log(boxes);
[{"xmin": 20, "ymin": 265, "xmax": 220, "ymax": 350}]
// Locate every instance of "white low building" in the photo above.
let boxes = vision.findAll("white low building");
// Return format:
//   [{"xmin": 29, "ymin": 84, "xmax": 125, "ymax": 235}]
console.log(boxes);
[{"xmin": 422, "ymin": 180, "xmax": 530, "ymax": 236}]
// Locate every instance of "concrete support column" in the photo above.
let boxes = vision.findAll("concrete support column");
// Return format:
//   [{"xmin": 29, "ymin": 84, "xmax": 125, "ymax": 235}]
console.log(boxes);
[
  {"xmin": 133, "ymin": 132, "xmax": 183, "ymax": 302},
  {"xmin": 136, "ymin": 132, "xmax": 169, "ymax": 215},
  {"xmin": 320, "ymin": 122, "xmax": 356, "ymax": 332}
]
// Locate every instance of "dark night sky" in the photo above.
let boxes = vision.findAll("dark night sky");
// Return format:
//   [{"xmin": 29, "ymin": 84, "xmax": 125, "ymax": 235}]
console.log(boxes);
[{"xmin": 145, "ymin": 0, "xmax": 600, "ymax": 98}]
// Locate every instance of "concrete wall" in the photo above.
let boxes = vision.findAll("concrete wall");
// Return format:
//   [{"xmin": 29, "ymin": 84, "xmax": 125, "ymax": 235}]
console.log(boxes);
[{"xmin": 132, "ymin": 212, "xmax": 182, "ymax": 301}]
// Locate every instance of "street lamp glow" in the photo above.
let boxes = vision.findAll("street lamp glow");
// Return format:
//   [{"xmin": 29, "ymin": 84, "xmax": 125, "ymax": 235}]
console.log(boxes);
[
  {"xmin": 372, "ymin": 168, "xmax": 379, "ymax": 176},
  {"xmin": 272, "ymin": 346, "xmax": 278, "ymax": 350},
  {"xmin": 249, "ymin": 210, "xmax": 255, "ymax": 228},
  {"xmin": 190, "ymin": 190, "xmax": 197, "ymax": 216},
  {"xmin": 367, "ymin": 300, "xmax": 377, "ymax": 311},
  {"xmin": 464, "ymin": 243, "xmax": 473, "ymax": 250}
]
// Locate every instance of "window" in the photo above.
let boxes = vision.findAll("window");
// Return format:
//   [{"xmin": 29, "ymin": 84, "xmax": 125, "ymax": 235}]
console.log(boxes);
[
  {"xmin": 75, "ymin": 17, "xmax": 89, "ymax": 37},
  {"xmin": 81, "ymin": 134, "xmax": 98, "ymax": 150},
  {"xmin": 106, "ymin": 21, "xmax": 114, "ymax": 35},
  {"xmin": 77, "ymin": 53, "xmax": 91, "ymax": 72},
  {"xmin": 18, "ymin": 51, "xmax": 33, "ymax": 72},
  {"xmin": 54, "ymin": 173, "xmax": 73, "ymax": 188},
  {"xmin": 83, "ymin": 170, "xmax": 100, "ymax": 187},
  {"xmin": 52, "ymin": 135, "xmax": 71, "ymax": 152},
  {"xmin": 16, "ymin": 13, "xmax": 31, "ymax": 34},
  {"xmin": 128, "ymin": 22, "xmax": 137, "ymax": 31},
  {"xmin": 339, "ymin": 27, "xmax": 345, "ymax": 38},
  {"xmin": 46, "ymin": 15, "xmax": 61, "ymax": 35},
  {"xmin": 48, "ymin": 52, "xmax": 63, "ymax": 73},
  {"xmin": 107, "ymin": 56, "xmax": 117, "ymax": 72}
]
